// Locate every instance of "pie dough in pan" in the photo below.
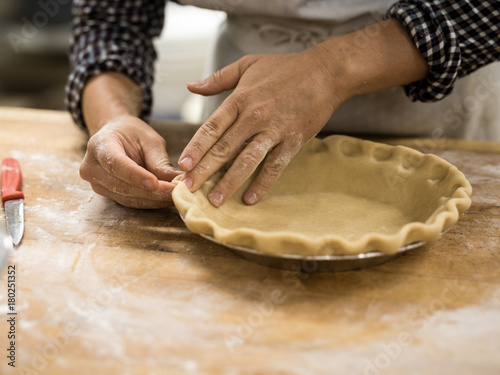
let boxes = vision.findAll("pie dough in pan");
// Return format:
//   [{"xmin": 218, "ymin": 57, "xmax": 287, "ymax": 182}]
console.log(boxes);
[{"xmin": 173, "ymin": 135, "xmax": 472, "ymax": 257}]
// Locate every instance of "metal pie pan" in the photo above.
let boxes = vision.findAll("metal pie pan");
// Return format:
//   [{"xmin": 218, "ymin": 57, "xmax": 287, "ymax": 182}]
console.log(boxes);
[
  {"xmin": 199, "ymin": 233, "xmax": 424, "ymax": 272},
  {"xmin": 179, "ymin": 214, "xmax": 425, "ymax": 272}
]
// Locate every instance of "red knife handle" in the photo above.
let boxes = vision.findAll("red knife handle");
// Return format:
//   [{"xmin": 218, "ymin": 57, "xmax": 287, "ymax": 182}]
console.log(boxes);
[{"xmin": 1, "ymin": 158, "xmax": 24, "ymax": 204}]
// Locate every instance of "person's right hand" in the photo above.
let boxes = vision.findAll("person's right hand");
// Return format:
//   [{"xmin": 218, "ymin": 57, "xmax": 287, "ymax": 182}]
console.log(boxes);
[{"xmin": 79, "ymin": 115, "xmax": 180, "ymax": 209}]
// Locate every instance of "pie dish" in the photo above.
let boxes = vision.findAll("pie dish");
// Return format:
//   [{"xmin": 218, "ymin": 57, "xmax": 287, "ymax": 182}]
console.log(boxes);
[{"xmin": 172, "ymin": 135, "xmax": 472, "ymax": 257}]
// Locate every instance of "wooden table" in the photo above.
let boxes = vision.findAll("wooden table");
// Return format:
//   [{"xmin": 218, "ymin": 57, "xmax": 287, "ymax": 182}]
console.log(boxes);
[{"xmin": 0, "ymin": 107, "xmax": 499, "ymax": 375}]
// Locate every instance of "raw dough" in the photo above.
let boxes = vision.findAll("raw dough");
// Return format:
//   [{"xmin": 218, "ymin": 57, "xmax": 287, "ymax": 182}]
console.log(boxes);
[{"xmin": 172, "ymin": 135, "xmax": 472, "ymax": 256}]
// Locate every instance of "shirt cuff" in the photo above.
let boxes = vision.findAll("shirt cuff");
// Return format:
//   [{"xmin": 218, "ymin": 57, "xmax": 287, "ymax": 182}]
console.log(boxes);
[{"xmin": 386, "ymin": 1, "xmax": 461, "ymax": 102}]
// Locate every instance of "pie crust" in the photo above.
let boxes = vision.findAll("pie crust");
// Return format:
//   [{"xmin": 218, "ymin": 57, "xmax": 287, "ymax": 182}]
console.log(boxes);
[{"xmin": 172, "ymin": 135, "xmax": 472, "ymax": 256}]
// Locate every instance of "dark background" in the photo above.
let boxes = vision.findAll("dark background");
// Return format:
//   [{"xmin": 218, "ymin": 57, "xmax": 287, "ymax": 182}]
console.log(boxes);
[{"xmin": 0, "ymin": 0, "xmax": 73, "ymax": 110}]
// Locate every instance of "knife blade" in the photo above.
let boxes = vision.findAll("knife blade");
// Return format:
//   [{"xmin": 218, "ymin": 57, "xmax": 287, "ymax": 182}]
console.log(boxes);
[
  {"xmin": 0, "ymin": 226, "xmax": 12, "ymax": 272},
  {"xmin": 1, "ymin": 158, "xmax": 24, "ymax": 246}
]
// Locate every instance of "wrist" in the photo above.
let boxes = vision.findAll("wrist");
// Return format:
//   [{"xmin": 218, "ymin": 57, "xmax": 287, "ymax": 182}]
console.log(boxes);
[
  {"xmin": 82, "ymin": 72, "xmax": 144, "ymax": 136},
  {"xmin": 302, "ymin": 42, "xmax": 351, "ymax": 111},
  {"xmin": 309, "ymin": 18, "xmax": 429, "ymax": 102}
]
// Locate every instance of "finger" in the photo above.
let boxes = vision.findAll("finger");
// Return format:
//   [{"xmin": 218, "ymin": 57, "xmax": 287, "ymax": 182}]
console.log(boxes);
[
  {"xmin": 81, "ymin": 159, "xmax": 175, "ymax": 202},
  {"xmin": 178, "ymin": 95, "xmax": 240, "ymax": 173},
  {"xmin": 181, "ymin": 118, "xmax": 263, "ymax": 193},
  {"xmin": 242, "ymin": 141, "xmax": 302, "ymax": 205},
  {"xmin": 205, "ymin": 136, "xmax": 275, "ymax": 207},
  {"xmin": 90, "ymin": 182, "xmax": 174, "ymax": 209},
  {"xmin": 91, "ymin": 137, "xmax": 160, "ymax": 191},
  {"xmin": 142, "ymin": 140, "xmax": 182, "ymax": 182},
  {"xmin": 180, "ymin": 103, "xmax": 274, "ymax": 192},
  {"xmin": 187, "ymin": 55, "xmax": 257, "ymax": 96}
]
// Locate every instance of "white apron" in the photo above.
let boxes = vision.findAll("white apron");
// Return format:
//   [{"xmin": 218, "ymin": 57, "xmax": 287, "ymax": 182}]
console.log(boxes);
[{"xmin": 179, "ymin": 0, "xmax": 500, "ymax": 140}]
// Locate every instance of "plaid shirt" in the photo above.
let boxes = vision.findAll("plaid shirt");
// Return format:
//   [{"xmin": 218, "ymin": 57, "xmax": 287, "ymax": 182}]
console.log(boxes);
[{"xmin": 65, "ymin": 0, "xmax": 500, "ymax": 129}]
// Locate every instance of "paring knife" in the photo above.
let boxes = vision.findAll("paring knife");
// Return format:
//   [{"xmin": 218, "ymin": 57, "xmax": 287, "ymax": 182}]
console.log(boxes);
[{"xmin": 1, "ymin": 158, "xmax": 24, "ymax": 246}]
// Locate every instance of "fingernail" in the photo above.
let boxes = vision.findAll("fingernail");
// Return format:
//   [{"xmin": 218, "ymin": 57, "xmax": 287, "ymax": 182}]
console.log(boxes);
[
  {"xmin": 180, "ymin": 156, "xmax": 193, "ymax": 170},
  {"xmin": 209, "ymin": 191, "xmax": 224, "ymax": 207},
  {"xmin": 183, "ymin": 177, "xmax": 193, "ymax": 190},
  {"xmin": 188, "ymin": 79, "xmax": 206, "ymax": 88},
  {"xmin": 245, "ymin": 192, "xmax": 258, "ymax": 205},
  {"xmin": 142, "ymin": 178, "xmax": 155, "ymax": 191}
]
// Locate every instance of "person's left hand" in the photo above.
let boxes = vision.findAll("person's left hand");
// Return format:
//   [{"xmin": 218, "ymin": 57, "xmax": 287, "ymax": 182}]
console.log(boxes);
[{"xmin": 178, "ymin": 47, "xmax": 346, "ymax": 207}]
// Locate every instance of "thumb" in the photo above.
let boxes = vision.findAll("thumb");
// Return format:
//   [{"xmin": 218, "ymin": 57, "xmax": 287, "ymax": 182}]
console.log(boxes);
[{"xmin": 187, "ymin": 55, "xmax": 256, "ymax": 96}]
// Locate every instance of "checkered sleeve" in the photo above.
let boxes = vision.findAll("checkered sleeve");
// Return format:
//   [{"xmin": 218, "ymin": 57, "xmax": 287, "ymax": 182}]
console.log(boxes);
[
  {"xmin": 387, "ymin": 0, "xmax": 500, "ymax": 102},
  {"xmin": 65, "ymin": 0, "xmax": 167, "ymax": 130}
]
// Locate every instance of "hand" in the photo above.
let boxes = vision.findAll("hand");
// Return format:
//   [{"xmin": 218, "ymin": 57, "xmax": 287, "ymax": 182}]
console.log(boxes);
[
  {"xmin": 179, "ymin": 47, "xmax": 345, "ymax": 207},
  {"xmin": 80, "ymin": 115, "xmax": 181, "ymax": 208}
]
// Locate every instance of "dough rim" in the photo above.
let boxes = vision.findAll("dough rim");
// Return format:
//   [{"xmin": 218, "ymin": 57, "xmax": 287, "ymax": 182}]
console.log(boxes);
[{"xmin": 172, "ymin": 135, "xmax": 472, "ymax": 256}]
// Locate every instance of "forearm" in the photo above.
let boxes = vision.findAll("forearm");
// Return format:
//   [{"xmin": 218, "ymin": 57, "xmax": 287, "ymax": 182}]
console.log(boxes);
[
  {"xmin": 82, "ymin": 72, "xmax": 144, "ymax": 136},
  {"xmin": 311, "ymin": 18, "xmax": 429, "ymax": 103}
]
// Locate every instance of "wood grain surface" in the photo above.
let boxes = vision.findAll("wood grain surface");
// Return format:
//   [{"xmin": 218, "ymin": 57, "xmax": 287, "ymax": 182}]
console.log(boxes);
[{"xmin": 0, "ymin": 107, "xmax": 499, "ymax": 375}]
